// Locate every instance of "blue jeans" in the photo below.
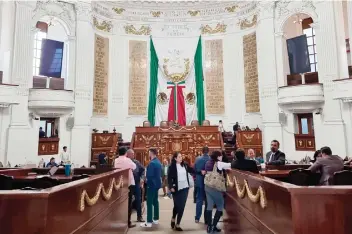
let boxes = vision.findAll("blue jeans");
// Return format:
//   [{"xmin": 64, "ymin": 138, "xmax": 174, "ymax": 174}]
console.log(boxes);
[
  {"xmin": 195, "ymin": 186, "xmax": 207, "ymax": 221},
  {"xmin": 134, "ymin": 182, "xmax": 142, "ymax": 218}
]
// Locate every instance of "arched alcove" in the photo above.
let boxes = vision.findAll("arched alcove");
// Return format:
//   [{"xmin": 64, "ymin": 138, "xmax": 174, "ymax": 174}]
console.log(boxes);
[
  {"xmin": 32, "ymin": 16, "xmax": 69, "ymax": 88},
  {"xmin": 281, "ymin": 13, "xmax": 318, "ymax": 85}
]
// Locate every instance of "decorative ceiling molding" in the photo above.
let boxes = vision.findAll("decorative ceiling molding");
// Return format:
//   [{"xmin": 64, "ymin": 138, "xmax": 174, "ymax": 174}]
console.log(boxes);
[
  {"xmin": 90, "ymin": 1, "xmax": 257, "ymax": 23},
  {"xmin": 238, "ymin": 14, "xmax": 257, "ymax": 30},
  {"xmin": 124, "ymin": 25, "xmax": 151, "ymax": 36},
  {"xmin": 112, "ymin": 7, "xmax": 125, "ymax": 15},
  {"xmin": 225, "ymin": 5, "xmax": 239, "ymax": 13},
  {"xmin": 93, "ymin": 17, "xmax": 113, "ymax": 33},
  {"xmin": 151, "ymin": 11, "xmax": 162, "ymax": 17},
  {"xmin": 201, "ymin": 23, "xmax": 227, "ymax": 35},
  {"xmin": 188, "ymin": 10, "xmax": 200, "ymax": 17}
]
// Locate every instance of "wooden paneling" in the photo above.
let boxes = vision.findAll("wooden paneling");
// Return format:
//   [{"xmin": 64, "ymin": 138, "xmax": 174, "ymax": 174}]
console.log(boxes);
[
  {"xmin": 0, "ymin": 169, "xmax": 129, "ymax": 234},
  {"xmin": 91, "ymin": 133, "xmax": 118, "ymax": 164},
  {"xmin": 131, "ymin": 126, "xmax": 223, "ymax": 166},
  {"xmin": 236, "ymin": 128, "xmax": 263, "ymax": 156},
  {"xmin": 225, "ymin": 169, "xmax": 352, "ymax": 234},
  {"xmin": 38, "ymin": 138, "xmax": 59, "ymax": 155},
  {"xmin": 294, "ymin": 134, "xmax": 315, "ymax": 151}
]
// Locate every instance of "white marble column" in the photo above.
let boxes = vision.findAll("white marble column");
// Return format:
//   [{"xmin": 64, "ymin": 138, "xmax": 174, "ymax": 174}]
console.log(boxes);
[
  {"xmin": 275, "ymin": 32, "xmax": 289, "ymax": 87},
  {"xmin": 109, "ymin": 35, "xmax": 125, "ymax": 132},
  {"xmin": 256, "ymin": 2, "xmax": 284, "ymax": 154},
  {"xmin": 65, "ymin": 35, "xmax": 76, "ymax": 91},
  {"xmin": 70, "ymin": 2, "xmax": 94, "ymax": 167},
  {"xmin": 313, "ymin": 2, "xmax": 347, "ymax": 156},
  {"xmin": 347, "ymin": 1, "xmax": 352, "ymax": 64},
  {"xmin": 7, "ymin": 2, "xmax": 38, "ymax": 166},
  {"xmin": 0, "ymin": 2, "xmax": 16, "ymax": 83}
]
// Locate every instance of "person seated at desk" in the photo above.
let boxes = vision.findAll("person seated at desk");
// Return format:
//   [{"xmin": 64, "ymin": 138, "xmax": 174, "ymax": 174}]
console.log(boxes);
[
  {"xmin": 308, "ymin": 146, "xmax": 344, "ymax": 185},
  {"xmin": 247, "ymin": 149, "xmax": 264, "ymax": 165},
  {"xmin": 231, "ymin": 149, "xmax": 259, "ymax": 174},
  {"xmin": 310, "ymin": 150, "xmax": 321, "ymax": 164},
  {"xmin": 265, "ymin": 140, "xmax": 285, "ymax": 165},
  {"xmin": 98, "ymin": 153, "xmax": 107, "ymax": 165},
  {"xmin": 46, "ymin": 157, "xmax": 58, "ymax": 168}
]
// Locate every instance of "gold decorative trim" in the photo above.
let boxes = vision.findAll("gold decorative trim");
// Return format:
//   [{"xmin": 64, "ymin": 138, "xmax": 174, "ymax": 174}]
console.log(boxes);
[
  {"xmin": 162, "ymin": 58, "xmax": 190, "ymax": 83},
  {"xmin": 93, "ymin": 17, "xmax": 112, "ymax": 32},
  {"xmin": 79, "ymin": 176, "xmax": 124, "ymax": 212},
  {"xmin": 238, "ymin": 14, "xmax": 257, "ymax": 30},
  {"xmin": 124, "ymin": 25, "xmax": 151, "ymax": 35},
  {"xmin": 158, "ymin": 126, "xmax": 196, "ymax": 132},
  {"xmin": 201, "ymin": 23, "xmax": 227, "ymax": 35},
  {"xmin": 151, "ymin": 11, "xmax": 162, "ymax": 17},
  {"xmin": 188, "ymin": 10, "xmax": 200, "ymax": 16},
  {"xmin": 225, "ymin": 5, "xmax": 239, "ymax": 13},
  {"xmin": 112, "ymin": 8, "xmax": 125, "ymax": 14},
  {"xmin": 227, "ymin": 175, "xmax": 267, "ymax": 209}
]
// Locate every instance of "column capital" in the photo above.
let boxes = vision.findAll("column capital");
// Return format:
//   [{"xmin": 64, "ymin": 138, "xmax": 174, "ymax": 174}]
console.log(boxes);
[
  {"xmin": 257, "ymin": 1, "xmax": 275, "ymax": 20},
  {"xmin": 15, "ymin": 1, "xmax": 36, "ymax": 10},
  {"xmin": 75, "ymin": 2, "xmax": 92, "ymax": 22},
  {"xmin": 66, "ymin": 35, "xmax": 76, "ymax": 43}
]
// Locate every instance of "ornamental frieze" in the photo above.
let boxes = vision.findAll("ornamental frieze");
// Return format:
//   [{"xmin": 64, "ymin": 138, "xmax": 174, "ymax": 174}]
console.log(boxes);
[
  {"xmin": 124, "ymin": 25, "xmax": 151, "ymax": 35},
  {"xmin": 201, "ymin": 23, "xmax": 227, "ymax": 35},
  {"xmin": 238, "ymin": 14, "xmax": 257, "ymax": 30},
  {"xmin": 93, "ymin": 16, "xmax": 112, "ymax": 32}
]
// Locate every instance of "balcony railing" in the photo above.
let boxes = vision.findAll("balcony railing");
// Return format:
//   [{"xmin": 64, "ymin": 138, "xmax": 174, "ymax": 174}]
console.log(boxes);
[
  {"xmin": 287, "ymin": 72, "xmax": 319, "ymax": 86},
  {"xmin": 33, "ymin": 76, "xmax": 65, "ymax": 90}
]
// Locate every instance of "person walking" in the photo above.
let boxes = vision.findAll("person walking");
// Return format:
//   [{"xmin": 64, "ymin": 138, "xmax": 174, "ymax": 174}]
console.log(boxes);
[
  {"xmin": 126, "ymin": 149, "xmax": 145, "ymax": 222},
  {"xmin": 114, "ymin": 147, "xmax": 137, "ymax": 228},
  {"xmin": 204, "ymin": 150, "xmax": 231, "ymax": 233},
  {"xmin": 140, "ymin": 148, "xmax": 162, "ymax": 228},
  {"xmin": 168, "ymin": 152, "xmax": 195, "ymax": 231},
  {"xmin": 161, "ymin": 158, "xmax": 170, "ymax": 197},
  {"xmin": 194, "ymin": 146, "xmax": 210, "ymax": 224}
]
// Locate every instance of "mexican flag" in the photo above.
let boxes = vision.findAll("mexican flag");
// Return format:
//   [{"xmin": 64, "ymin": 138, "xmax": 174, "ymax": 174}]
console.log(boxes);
[{"xmin": 147, "ymin": 36, "xmax": 205, "ymax": 126}]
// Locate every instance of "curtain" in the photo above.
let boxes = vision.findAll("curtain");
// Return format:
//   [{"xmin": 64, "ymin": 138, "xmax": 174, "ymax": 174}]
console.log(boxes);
[
  {"xmin": 194, "ymin": 36, "xmax": 206, "ymax": 125},
  {"xmin": 147, "ymin": 37, "xmax": 159, "ymax": 126},
  {"xmin": 40, "ymin": 39, "xmax": 64, "ymax": 78},
  {"xmin": 287, "ymin": 35, "xmax": 311, "ymax": 74}
]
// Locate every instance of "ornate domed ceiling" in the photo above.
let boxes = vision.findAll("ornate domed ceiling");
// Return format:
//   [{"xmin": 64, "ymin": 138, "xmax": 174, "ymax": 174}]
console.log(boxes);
[{"xmin": 91, "ymin": 1, "xmax": 258, "ymax": 22}]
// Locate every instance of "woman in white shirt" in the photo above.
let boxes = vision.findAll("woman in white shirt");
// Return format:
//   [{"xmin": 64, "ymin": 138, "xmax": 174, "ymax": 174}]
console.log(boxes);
[
  {"xmin": 204, "ymin": 150, "xmax": 231, "ymax": 233},
  {"xmin": 167, "ymin": 152, "xmax": 195, "ymax": 231}
]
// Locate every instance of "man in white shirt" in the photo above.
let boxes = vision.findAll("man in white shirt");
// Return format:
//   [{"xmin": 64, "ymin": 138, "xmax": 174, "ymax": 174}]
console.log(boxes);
[
  {"xmin": 60, "ymin": 146, "xmax": 70, "ymax": 164},
  {"xmin": 218, "ymin": 120, "xmax": 225, "ymax": 142},
  {"xmin": 114, "ymin": 147, "xmax": 136, "ymax": 228}
]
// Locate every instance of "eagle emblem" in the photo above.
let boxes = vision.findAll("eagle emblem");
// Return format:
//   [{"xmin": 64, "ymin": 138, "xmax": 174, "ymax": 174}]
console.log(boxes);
[
  {"xmin": 243, "ymin": 134, "xmax": 254, "ymax": 143},
  {"xmin": 99, "ymin": 136, "xmax": 111, "ymax": 145}
]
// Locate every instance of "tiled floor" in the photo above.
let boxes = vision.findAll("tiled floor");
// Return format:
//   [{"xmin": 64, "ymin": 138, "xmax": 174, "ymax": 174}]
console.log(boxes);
[{"xmin": 127, "ymin": 188, "xmax": 261, "ymax": 234}]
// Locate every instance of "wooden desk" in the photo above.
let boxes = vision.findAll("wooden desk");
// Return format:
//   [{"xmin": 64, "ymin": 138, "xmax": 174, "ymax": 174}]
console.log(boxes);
[
  {"xmin": 225, "ymin": 169, "xmax": 352, "ymax": 234},
  {"xmin": 0, "ymin": 169, "xmax": 129, "ymax": 234},
  {"xmin": 259, "ymin": 169, "xmax": 291, "ymax": 178},
  {"xmin": 38, "ymin": 137, "xmax": 60, "ymax": 155},
  {"xmin": 14, "ymin": 175, "xmax": 73, "ymax": 182},
  {"xmin": 131, "ymin": 125, "xmax": 223, "ymax": 165}
]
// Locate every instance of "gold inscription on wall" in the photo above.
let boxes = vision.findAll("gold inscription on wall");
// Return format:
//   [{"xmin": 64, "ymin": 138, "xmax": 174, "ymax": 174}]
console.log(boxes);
[
  {"xmin": 243, "ymin": 33, "xmax": 260, "ymax": 113},
  {"xmin": 205, "ymin": 40, "xmax": 225, "ymax": 114},
  {"xmin": 128, "ymin": 41, "xmax": 147, "ymax": 115},
  {"xmin": 93, "ymin": 34, "xmax": 109, "ymax": 116}
]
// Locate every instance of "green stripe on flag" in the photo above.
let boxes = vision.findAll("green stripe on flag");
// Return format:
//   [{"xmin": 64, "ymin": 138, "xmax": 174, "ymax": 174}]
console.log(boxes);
[{"xmin": 147, "ymin": 37, "xmax": 158, "ymax": 126}]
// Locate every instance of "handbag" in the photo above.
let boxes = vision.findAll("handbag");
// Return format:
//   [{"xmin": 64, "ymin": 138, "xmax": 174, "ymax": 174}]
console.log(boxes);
[
  {"xmin": 188, "ymin": 173, "xmax": 194, "ymax": 188},
  {"xmin": 204, "ymin": 162, "xmax": 226, "ymax": 192}
]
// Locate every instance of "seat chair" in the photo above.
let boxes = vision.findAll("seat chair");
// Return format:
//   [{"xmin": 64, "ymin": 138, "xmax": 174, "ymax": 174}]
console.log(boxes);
[
  {"xmin": 288, "ymin": 168, "xmax": 311, "ymax": 186},
  {"xmin": 333, "ymin": 170, "xmax": 352, "ymax": 185}
]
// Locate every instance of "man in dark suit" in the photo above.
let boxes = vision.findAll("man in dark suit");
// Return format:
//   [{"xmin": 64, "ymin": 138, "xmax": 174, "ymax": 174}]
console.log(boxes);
[
  {"xmin": 232, "ymin": 122, "xmax": 240, "ymax": 147},
  {"xmin": 308, "ymin": 146, "xmax": 343, "ymax": 185},
  {"xmin": 231, "ymin": 150, "xmax": 259, "ymax": 174},
  {"xmin": 265, "ymin": 140, "xmax": 286, "ymax": 165}
]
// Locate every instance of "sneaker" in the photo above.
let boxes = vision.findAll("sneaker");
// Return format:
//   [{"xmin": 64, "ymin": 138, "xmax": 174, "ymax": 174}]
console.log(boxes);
[
  {"xmin": 153, "ymin": 220, "xmax": 159, "ymax": 225},
  {"xmin": 140, "ymin": 222, "xmax": 152, "ymax": 228}
]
